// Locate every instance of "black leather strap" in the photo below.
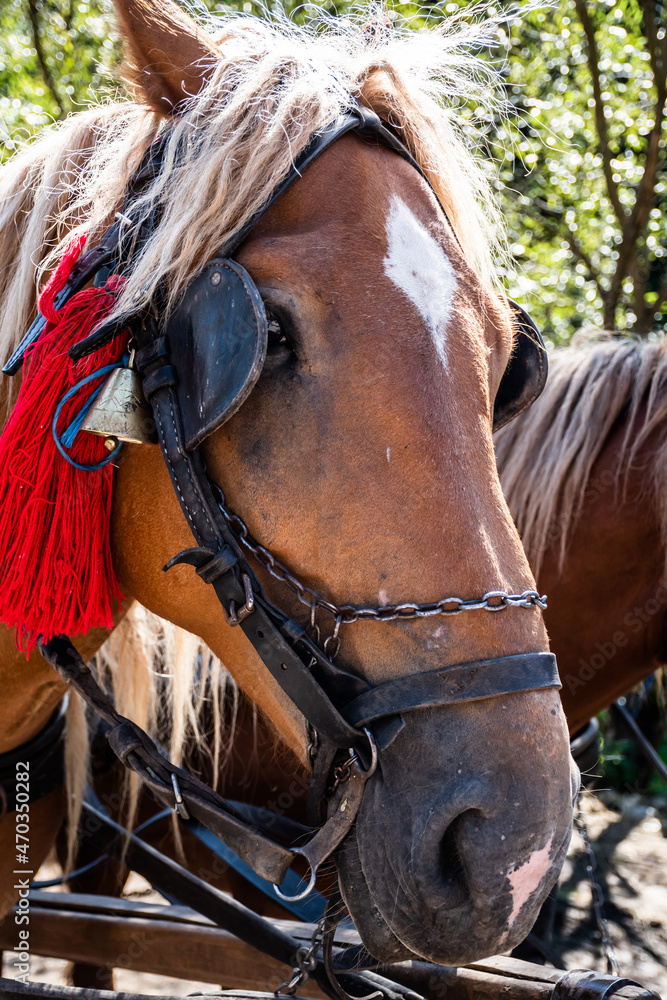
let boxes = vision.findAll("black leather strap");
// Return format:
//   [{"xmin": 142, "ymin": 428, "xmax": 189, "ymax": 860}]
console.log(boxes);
[
  {"xmin": 37, "ymin": 635, "xmax": 295, "ymax": 885},
  {"xmin": 135, "ymin": 331, "xmax": 369, "ymax": 752},
  {"xmin": 553, "ymin": 971, "xmax": 655, "ymax": 1000},
  {"xmin": 342, "ymin": 653, "xmax": 561, "ymax": 729},
  {"xmin": 225, "ymin": 105, "xmax": 453, "ymax": 255},
  {"xmin": 0, "ymin": 699, "xmax": 67, "ymax": 814},
  {"xmin": 2, "ymin": 232, "xmax": 120, "ymax": 376}
]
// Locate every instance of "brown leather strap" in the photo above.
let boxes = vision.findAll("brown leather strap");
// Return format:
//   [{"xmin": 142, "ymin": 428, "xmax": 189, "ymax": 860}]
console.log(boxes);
[{"xmin": 0, "ymin": 699, "xmax": 67, "ymax": 813}]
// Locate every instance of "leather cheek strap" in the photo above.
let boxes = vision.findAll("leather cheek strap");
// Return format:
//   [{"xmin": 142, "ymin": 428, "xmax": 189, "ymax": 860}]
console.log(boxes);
[{"xmin": 135, "ymin": 332, "xmax": 369, "ymax": 755}]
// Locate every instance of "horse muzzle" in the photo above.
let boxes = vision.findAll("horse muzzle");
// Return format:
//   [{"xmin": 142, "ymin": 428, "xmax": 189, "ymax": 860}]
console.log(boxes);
[{"xmin": 335, "ymin": 693, "xmax": 577, "ymax": 965}]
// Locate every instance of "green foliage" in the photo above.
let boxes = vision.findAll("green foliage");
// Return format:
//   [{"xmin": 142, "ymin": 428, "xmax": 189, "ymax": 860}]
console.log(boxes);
[
  {"xmin": 0, "ymin": 0, "xmax": 119, "ymax": 155},
  {"xmin": 2, "ymin": 0, "xmax": 666, "ymax": 342},
  {"xmin": 599, "ymin": 705, "xmax": 667, "ymax": 795},
  {"xmin": 493, "ymin": 0, "xmax": 667, "ymax": 342},
  {"xmin": 600, "ymin": 732, "xmax": 640, "ymax": 791}
]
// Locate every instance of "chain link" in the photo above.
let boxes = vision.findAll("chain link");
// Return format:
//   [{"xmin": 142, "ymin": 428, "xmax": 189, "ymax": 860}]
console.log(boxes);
[
  {"xmin": 574, "ymin": 796, "xmax": 620, "ymax": 977},
  {"xmin": 213, "ymin": 487, "xmax": 547, "ymax": 625},
  {"xmin": 275, "ymin": 919, "xmax": 324, "ymax": 996}
]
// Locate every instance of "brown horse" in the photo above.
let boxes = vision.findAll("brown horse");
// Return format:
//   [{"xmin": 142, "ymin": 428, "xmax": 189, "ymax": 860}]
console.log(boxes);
[
  {"xmin": 495, "ymin": 333, "xmax": 667, "ymax": 734},
  {"xmin": 0, "ymin": 0, "xmax": 576, "ymax": 967},
  {"xmin": 65, "ymin": 331, "xmax": 667, "ymax": 990}
]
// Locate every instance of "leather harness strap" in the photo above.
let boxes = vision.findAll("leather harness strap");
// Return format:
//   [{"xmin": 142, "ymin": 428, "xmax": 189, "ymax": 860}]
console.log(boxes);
[
  {"xmin": 37, "ymin": 635, "xmax": 295, "ymax": 884},
  {"xmin": 343, "ymin": 653, "xmax": 561, "ymax": 728},
  {"xmin": 0, "ymin": 699, "xmax": 66, "ymax": 817}
]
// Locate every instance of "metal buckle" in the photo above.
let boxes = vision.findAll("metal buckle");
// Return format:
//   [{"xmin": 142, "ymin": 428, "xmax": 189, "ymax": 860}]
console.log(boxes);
[
  {"xmin": 171, "ymin": 773, "xmax": 190, "ymax": 820},
  {"xmin": 225, "ymin": 573, "xmax": 255, "ymax": 626}
]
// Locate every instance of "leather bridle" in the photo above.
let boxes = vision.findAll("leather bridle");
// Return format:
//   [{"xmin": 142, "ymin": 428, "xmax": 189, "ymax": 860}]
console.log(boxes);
[{"xmin": 11, "ymin": 104, "xmax": 560, "ymax": 904}]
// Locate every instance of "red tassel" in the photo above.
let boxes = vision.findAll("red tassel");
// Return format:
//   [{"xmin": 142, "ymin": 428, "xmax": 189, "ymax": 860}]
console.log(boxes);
[{"xmin": 0, "ymin": 236, "xmax": 128, "ymax": 651}]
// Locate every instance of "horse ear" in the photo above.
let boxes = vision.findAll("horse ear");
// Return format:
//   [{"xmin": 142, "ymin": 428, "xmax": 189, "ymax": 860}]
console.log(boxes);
[{"xmin": 113, "ymin": 0, "xmax": 219, "ymax": 115}]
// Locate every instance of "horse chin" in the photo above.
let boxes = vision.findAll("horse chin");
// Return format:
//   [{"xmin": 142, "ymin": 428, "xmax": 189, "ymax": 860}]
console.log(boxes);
[{"xmin": 335, "ymin": 828, "xmax": 416, "ymax": 964}]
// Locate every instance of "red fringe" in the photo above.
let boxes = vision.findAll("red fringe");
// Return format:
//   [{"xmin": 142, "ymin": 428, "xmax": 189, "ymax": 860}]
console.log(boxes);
[{"xmin": 0, "ymin": 236, "xmax": 128, "ymax": 651}]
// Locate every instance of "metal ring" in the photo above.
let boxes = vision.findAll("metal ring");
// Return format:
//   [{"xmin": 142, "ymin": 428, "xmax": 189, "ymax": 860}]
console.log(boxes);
[
  {"xmin": 350, "ymin": 728, "xmax": 378, "ymax": 778},
  {"xmin": 273, "ymin": 851, "xmax": 317, "ymax": 903}
]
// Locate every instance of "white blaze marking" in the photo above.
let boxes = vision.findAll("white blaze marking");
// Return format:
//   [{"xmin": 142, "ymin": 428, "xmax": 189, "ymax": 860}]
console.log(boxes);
[
  {"xmin": 383, "ymin": 195, "xmax": 458, "ymax": 370},
  {"xmin": 386, "ymin": 447, "xmax": 391, "ymax": 462},
  {"xmin": 507, "ymin": 835, "xmax": 554, "ymax": 927}
]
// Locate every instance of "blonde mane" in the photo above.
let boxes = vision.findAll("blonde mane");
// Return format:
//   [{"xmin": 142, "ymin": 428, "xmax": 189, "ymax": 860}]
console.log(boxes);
[
  {"xmin": 495, "ymin": 335, "xmax": 667, "ymax": 579},
  {"xmin": 1, "ymin": 3, "xmax": 508, "ymax": 377},
  {"xmin": 0, "ymin": 2, "xmax": 512, "ymax": 859}
]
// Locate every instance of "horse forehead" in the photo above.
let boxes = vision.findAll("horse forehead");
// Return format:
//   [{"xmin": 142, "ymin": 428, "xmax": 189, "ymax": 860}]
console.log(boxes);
[
  {"xmin": 383, "ymin": 194, "xmax": 459, "ymax": 370},
  {"xmin": 245, "ymin": 132, "xmax": 441, "ymax": 251}
]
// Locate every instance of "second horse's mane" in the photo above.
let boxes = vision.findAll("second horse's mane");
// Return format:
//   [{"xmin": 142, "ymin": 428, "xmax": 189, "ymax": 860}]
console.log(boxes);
[{"xmin": 495, "ymin": 334, "xmax": 667, "ymax": 578}]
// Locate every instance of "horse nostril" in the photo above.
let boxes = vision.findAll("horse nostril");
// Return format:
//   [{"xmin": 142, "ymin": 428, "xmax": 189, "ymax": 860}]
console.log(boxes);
[{"xmin": 438, "ymin": 810, "xmax": 475, "ymax": 908}]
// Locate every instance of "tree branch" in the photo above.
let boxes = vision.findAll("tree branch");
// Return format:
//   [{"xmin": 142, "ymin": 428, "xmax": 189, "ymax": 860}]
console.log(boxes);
[
  {"xmin": 628, "ymin": 254, "xmax": 649, "ymax": 332},
  {"xmin": 604, "ymin": 93, "xmax": 666, "ymax": 323},
  {"xmin": 533, "ymin": 201, "xmax": 606, "ymax": 299},
  {"xmin": 639, "ymin": 0, "xmax": 667, "ymax": 103},
  {"xmin": 26, "ymin": 0, "xmax": 65, "ymax": 116},
  {"xmin": 647, "ymin": 268, "xmax": 667, "ymax": 326},
  {"xmin": 590, "ymin": 0, "xmax": 667, "ymax": 327},
  {"xmin": 574, "ymin": 0, "xmax": 627, "ymax": 226},
  {"xmin": 63, "ymin": 0, "xmax": 74, "ymax": 32}
]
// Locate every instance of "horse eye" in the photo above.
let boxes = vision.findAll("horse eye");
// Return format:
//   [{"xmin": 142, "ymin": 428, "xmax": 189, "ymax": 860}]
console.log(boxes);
[
  {"xmin": 265, "ymin": 307, "xmax": 293, "ymax": 353},
  {"xmin": 267, "ymin": 318, "xmax": 284, "ymax": 343}
]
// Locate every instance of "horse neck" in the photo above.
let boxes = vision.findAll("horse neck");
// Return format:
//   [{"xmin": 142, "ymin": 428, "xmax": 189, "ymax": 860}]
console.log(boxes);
[{"xmin": 537, "ymin": 405, "xmax": 667, "ymax": 732}]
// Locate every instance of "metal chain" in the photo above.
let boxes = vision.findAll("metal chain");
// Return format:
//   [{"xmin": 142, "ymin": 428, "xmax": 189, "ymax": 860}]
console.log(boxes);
[
  {"xmin": 213, "ymin": 486, "xmax": 547, "ymax": 625},
  {"xmin": 574, "ymin": 796, "xmax": 620, "ymax": 977},
  {"xmin": 275, "ymin": 918, "xmax": 325, "ymax": 996}
]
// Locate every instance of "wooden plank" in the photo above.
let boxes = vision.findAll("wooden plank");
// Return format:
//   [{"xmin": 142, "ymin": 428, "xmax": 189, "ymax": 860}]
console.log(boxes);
[
  {"xmin": 25, "ymin": 892, "xmax": 215, "ymax": 928},
  {"xmin": 467, "ymin": 957, "xmax": 564, "ymax": 985},
  {"xmin": 0, "ymin": 977, "xmax": 314, "ymax": 1000},
  {"xmin": 0, "ymin": 901, "xmax": 559, "ymax": 1000},
  {"xmin": 6, "ymin": 894, "xmax": 656, "ymax": 1000},
  {"xmin": 0, "ymin": 908, "xmax": 326, "ymax": 997},
  {"xmin": 25, "ymin": 893, "xmax": 359, "ymax": 945},
  {"xmin": 386, "ymin": 963, "xmax": 554, "ymax": 1000}
]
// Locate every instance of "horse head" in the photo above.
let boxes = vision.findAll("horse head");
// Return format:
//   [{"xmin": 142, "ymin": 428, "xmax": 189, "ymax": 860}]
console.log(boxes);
[{"xmin": 7, "ymin": 0, "xmax": 578, "ymax": 966}]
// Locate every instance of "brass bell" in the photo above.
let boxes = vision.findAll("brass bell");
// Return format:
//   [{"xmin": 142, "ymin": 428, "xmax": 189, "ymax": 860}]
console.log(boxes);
[{"xmin": 81, "ymin": 366, "xmax": 157, "ymax": 445}]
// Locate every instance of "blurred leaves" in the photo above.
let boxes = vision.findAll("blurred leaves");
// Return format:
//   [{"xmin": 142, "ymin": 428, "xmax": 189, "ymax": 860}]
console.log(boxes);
[
  {"xmin": 0, "ymin": 0, "xmax": 119, "ymax": 150},
  {"xmin": 491, "ymin": 0, "xmax": 667, "ymax": 342},
  {"xmin": 2, "ymin": 0, "xmax": 667, "ymax": 341}
]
